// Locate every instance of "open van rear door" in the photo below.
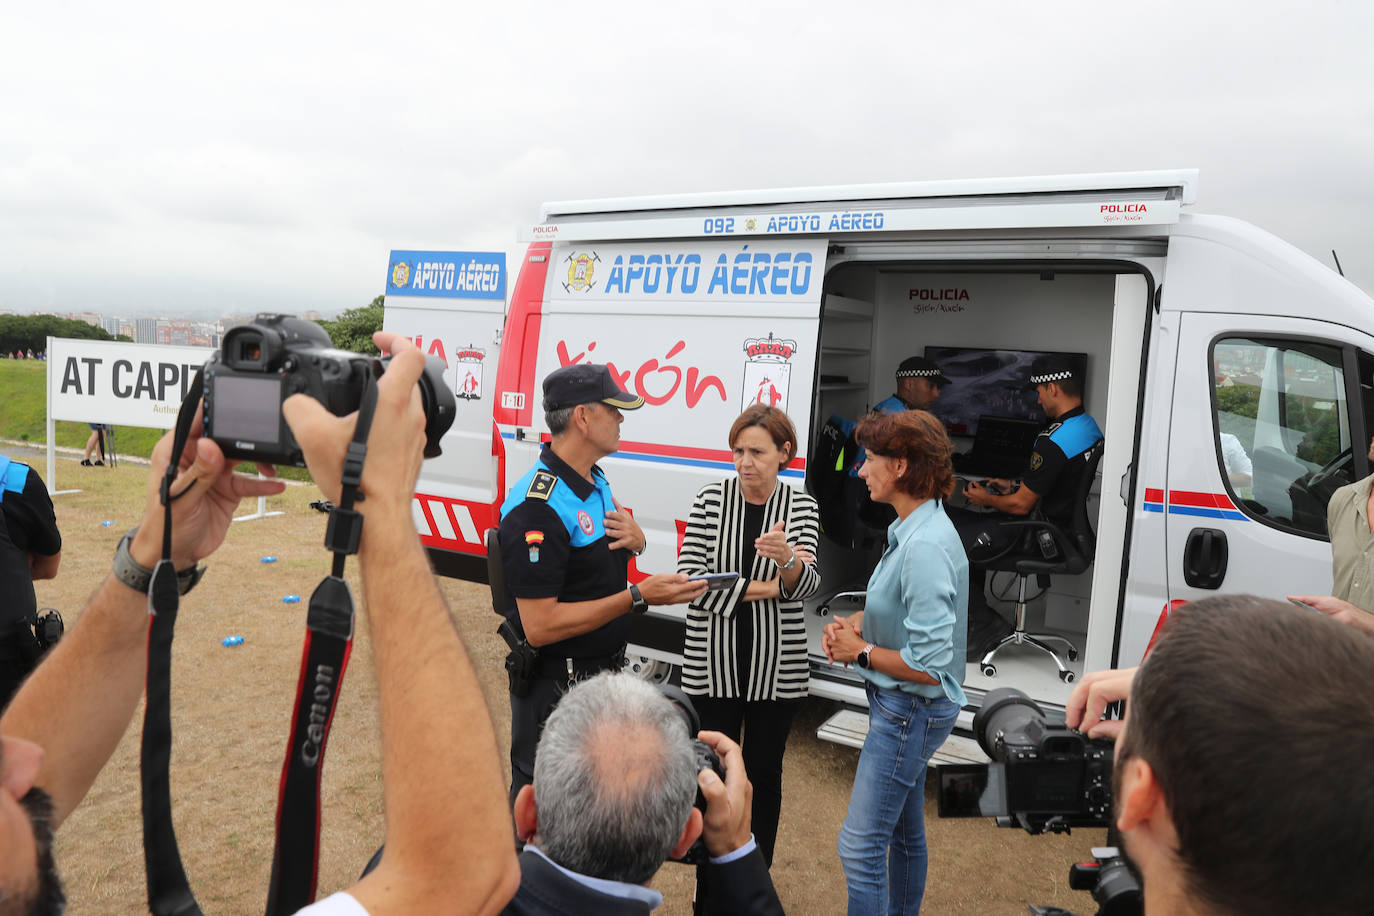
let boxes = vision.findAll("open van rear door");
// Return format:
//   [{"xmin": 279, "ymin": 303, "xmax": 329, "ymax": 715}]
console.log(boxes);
[{"xmin": 381, "ymin": 250, "xmax": 507, "ymax": 579}]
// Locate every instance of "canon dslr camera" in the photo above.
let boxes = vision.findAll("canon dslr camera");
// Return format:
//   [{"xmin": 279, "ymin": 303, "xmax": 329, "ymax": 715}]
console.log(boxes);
[
  {"xmin": 202, "ymin": 314, "xmax": 455, "ymax": 467},
  {"xmin": 937, "ymin": 687, "xmax": 1114, "ymax": 835},
  {"xmin": 657, "ymin": 683, "xmax": 726, "ymax": 865}
]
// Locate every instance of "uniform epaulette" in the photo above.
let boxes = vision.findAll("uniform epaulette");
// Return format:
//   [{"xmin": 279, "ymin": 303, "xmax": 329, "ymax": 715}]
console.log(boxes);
[{"xmin": 526, "ymin": 469, "xmax": 558, "ymax": 501}]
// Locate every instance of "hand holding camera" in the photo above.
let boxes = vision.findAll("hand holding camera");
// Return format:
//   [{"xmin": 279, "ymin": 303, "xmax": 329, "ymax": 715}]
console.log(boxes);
[{"xmin": 695, "ymin": 729, "xmax": 754, "ymax": 859}]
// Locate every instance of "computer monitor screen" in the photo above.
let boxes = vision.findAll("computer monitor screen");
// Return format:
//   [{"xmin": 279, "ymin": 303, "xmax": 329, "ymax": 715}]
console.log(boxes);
[{"xmin": 923, "ymin": 346, "xmax": 1087, "ymax": 437}]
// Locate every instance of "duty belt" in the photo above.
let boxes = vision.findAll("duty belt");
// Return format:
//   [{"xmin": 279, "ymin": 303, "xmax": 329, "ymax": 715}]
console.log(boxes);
[{"xmin": 534, "ymin": 650, "xmax": 626, "ymax": 683}]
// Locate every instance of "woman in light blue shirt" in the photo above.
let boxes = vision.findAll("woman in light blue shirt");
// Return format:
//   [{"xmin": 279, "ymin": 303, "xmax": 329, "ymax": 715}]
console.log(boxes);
[{"xmin": 823, "ymin": 409, "xmax": 968, "ymax": 915}]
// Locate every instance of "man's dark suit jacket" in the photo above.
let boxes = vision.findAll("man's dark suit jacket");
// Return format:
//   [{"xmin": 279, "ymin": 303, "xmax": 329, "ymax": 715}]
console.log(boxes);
[{"xmin": 503, "ymin": 847, "xmax": 784, "ymax": 915}]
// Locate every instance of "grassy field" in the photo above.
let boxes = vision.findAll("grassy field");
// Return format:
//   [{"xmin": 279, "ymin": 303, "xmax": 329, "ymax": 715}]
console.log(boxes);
[
  {"xmin": 0, "ymin": 357, "xmax": 310, "ymax": 479},
  {"xmin": 0, "ymin": 358, "xmax": 164, "ymax": 455}
]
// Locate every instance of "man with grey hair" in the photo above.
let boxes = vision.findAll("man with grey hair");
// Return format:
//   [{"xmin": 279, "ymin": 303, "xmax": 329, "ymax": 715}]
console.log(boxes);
[
  {"xmin": 507, "ymin": 672, "xmax": 782, "ymax": 915},
  {"xmin": 497, "ymin": 364, "xmax": 708, "ymax": 802}
]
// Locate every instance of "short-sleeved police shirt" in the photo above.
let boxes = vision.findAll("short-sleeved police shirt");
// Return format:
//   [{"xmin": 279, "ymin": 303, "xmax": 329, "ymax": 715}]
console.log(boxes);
[
  {"xmin": 498, "ymin": 446, "xmax": 630, "ymax": 659},
  {"xmin": 1020, "ymin": 407, "xmax": 1103, "ymax": 527},
  {"xmin": 0, "ymin": 458, "xmax": 62, "ymax": 626}
]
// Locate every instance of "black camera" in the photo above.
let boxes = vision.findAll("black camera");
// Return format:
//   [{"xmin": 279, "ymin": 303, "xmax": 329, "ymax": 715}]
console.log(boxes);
[
  {"xmin": 202, "ymin": 314, "xmax": 456, "ymax": 467},
  {"xmin": 656, "ymin": 683, "xmax": 726, "ymax": 865},
  {"xmin": 936, "ymin": 687, "xmax": 1114, "ymax": 835}
]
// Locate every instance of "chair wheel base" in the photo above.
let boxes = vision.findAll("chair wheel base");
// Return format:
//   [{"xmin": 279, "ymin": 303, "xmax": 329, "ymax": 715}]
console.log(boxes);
[
  {"xmin": 1059, "ymin": 669, "xmax": 1076, "ymax": 684},
  {"xmin": 980, "ymin": 663, "xmax": 997, "ymax": 678}
]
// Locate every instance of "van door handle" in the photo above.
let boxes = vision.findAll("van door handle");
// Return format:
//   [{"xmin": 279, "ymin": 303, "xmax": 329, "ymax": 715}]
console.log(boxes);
[{"xmin": 1183, "ymin": 527, "xmax": 1228, "ymax": 590}]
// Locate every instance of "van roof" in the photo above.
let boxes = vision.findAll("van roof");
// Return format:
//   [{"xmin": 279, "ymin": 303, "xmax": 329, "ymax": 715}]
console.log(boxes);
[
  {"xmin": 540, "ymin": 169, "xmax": 1198, "ymax": 219},
  {"xmin": 524, "ymin": 170, "xmax": 1199, "ymax": 242}
]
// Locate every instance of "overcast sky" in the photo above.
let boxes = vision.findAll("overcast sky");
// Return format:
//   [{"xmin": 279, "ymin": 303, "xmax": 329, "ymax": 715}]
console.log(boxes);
[{"xmin": 3, "ymin": 1, "xmax": 1371, "ymax": 318}]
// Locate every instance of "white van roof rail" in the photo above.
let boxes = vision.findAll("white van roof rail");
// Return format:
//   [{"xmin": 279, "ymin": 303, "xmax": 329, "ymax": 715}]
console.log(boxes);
[
  {"xmin": 523, "ymin": 169, "xmax": 1198, "ymax": 242},
  {"xmin": 542, "ymin": 169, "xmax": 1198, "ymax": 219}
]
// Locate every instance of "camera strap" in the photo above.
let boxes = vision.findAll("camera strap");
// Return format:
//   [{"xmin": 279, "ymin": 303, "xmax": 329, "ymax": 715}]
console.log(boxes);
[
  {"xmin": 140, "ymin": 370, "xmax": 379, "ymax": 916},
  {"xmin": 142, "ymin": 370, "xmax": 209, "ymax": 916},
  {"xmin": 265, "ymin": 374, "xmax": 378, "ymax": 916}
]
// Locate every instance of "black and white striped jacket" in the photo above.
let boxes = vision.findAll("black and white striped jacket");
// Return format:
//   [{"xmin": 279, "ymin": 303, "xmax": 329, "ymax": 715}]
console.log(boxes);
[{"xmin": 677, "ymin": 478, "xmax": 820, "ymax": 700}]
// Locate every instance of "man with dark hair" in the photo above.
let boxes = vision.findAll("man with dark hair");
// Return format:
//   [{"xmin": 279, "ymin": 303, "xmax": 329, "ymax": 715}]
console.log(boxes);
[
  {"xmin": 951, "ymin": 355, "xmax": 1103, "ymax": 658},
  {"xmin": 497, "ymin": 363, "xmax": 707, "ymax": 801},
  {"xmin": 874, "ymin": 356, "xmax": 950, "ymax": 413},
  {"xmin": 0, "ymin": 334, "xmax": 523, "ymax": 916},
  {"xmin": 507, "ymin": 672, "xmax": 782, "ymax": 915},
  {"xmin": 0, "ymin": 455, "xmax": 62, "ymax": 706},
  {"xmin": 1067, "ymin": 595, "xmax": 1374, "ymax": 916}
]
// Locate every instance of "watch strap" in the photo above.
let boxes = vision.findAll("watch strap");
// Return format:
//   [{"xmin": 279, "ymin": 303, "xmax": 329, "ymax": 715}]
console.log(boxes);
[
  {"xmin": 113, "ymin": 526, "xmax": 205, "ymax": 596},
  {"xmin": 628, "ymin": 583, "xmax": 648, "ymax": 614},
  {"xmin": 780, "ymin": 550, "xmax": 797, "ymax": 571},
  {"xmin": 858, "ymin": 643, "xmax": 876, "ymax": 669}
]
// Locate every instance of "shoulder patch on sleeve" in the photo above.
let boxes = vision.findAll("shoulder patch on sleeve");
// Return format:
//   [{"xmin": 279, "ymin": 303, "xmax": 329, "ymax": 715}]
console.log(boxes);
[
  {"xmin": 526, "ymin": 469, "xmax": 558, "ymax": 501},
  {"xmin": 1029, "ymin": 451, "xmax": 1044, "ymax": 472}
]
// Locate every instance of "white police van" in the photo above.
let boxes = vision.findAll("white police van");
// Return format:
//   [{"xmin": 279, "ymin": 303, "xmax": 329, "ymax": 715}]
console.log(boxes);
[{"xmin": 383, "ymin": 170, "xmax": 1373, "ymax": 753}]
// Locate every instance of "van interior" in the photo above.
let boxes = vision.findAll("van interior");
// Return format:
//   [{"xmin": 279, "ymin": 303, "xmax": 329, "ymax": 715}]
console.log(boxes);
[{"xmin": 805, "ymin": 257, "xmax": 1152, "ymax": 708}]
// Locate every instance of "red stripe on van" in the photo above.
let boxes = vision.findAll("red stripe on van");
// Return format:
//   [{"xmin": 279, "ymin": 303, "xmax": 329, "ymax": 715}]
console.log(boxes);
[
  {"xmin": 1143, "ymin": 488, "xmax": 1164, "ymax": 503},
  {"xmin": 615, "ymin": 438, "xmax": 807, "ymax": 471},
  {"xmin": 1167, "ymin": 490, "xmax": 1237, "ymax": 510},
  {"xmin": 493, "ymin": 242, "xmax": 553, "ymax": 427}
]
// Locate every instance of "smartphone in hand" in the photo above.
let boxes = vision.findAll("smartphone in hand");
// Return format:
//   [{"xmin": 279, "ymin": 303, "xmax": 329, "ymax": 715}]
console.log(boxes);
[{"xmin": 690, "ymin": 572, "xmax": 740, "ymax": 591}]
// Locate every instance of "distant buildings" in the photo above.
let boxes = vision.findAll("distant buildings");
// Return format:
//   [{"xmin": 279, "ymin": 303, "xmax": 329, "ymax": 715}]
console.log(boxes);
[{"xmin": 47, "ymin": 309, "xmax": 334, "ymax": 349}]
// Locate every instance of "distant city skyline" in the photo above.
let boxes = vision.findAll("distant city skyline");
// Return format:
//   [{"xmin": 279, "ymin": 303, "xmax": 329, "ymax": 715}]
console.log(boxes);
[{"xmin": 0, "ymin": 307, "xmax": 334, "ymax": 348}]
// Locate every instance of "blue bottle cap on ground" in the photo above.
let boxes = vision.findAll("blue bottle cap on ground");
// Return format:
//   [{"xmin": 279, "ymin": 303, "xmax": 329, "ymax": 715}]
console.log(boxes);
[
  {"xmin": 101, "ymin": 520, "xmax": 113, "ymax": 527},
  {"xmin": 261, "ymin": 556, "xmax": 278, "ymax": 563},
  {"xmin": 222, "ymin": 635, "xmax": 244, "ymax": 647},
  {"xmin": 283, "ymin": 594, "xmax": 301, "ymax": 604}
]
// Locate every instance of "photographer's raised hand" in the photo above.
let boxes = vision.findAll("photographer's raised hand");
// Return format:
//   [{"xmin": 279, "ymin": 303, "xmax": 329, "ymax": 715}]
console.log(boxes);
[
  {"xmin": 280, "ymin": 331, "xmax": 428, "ymax": 516},
  {"xmin": 283, "ymin": 331, "xmax": 521, "ymax": 914},
  {"xmin": 130, "ymin": 410, "xmax": 284, "ymax": 570},
  {"xmin": 1065, "ymin": 667, "xmax": 1137, "ymax": 740}
]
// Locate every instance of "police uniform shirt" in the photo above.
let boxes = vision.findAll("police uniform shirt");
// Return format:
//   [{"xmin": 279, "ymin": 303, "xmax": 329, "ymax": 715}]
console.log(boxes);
[
  {"xmin": 498, "ymin": 446, "xmax": 630, "ymax": 660},
  {"xmin": 1020, "ymin": 406, "xmax": 1103, "ymax": 526},
  {"xmin": 0, "ymin": 457, "xmax": 62, "ymax": 627},
  {"xmin": 872, "ymin": 394, "xmax": 910, "ymax": 415}
]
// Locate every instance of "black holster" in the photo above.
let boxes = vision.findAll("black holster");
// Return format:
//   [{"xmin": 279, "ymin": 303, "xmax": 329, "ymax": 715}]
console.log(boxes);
[{"xmin": 498, "ymin": 619, "xmax": 538, "ymax": 698}]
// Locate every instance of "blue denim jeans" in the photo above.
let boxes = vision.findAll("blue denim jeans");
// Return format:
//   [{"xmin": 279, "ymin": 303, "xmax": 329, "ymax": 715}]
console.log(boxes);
[{"xmin": 837, "ymin": 682, "xmax": 960, "ymax": 915}]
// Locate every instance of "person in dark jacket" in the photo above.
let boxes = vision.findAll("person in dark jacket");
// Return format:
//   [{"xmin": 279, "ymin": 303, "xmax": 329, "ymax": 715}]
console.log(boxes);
[{"xmin": 507, "ymin": 672, "xmax": 784, "ymax": 916}]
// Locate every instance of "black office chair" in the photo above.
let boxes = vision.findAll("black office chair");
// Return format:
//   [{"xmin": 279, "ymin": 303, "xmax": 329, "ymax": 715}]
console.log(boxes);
[{"xmin": 975, "ymin": 442, "xmax": 1103, "ymax": 684}]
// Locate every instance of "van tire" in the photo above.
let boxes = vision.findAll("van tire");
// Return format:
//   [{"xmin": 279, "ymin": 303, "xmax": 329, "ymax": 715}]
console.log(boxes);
[{"xmin": 623, "ymin": 654, "xmax": 678, "ymax": 685}]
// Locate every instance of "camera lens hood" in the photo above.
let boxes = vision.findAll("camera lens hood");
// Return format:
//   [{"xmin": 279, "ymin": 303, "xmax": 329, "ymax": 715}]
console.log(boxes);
[{"xmin": 973, "ymin": 687, "xmax": 1045, "ymax": 760}]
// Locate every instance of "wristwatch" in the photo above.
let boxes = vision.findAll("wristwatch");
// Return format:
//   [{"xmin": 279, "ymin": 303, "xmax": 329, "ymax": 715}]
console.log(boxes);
[
  {"xmin": 855, "ymin": 643, "xmax": 877, "ymax": 670},
  {"xmin": 628, "ymin": 583, "xmax": 649, "ymax": 615},
  {"xmin": 112, "ymin": 526, "xmax": 206, "ymax": 596},
  {"xmin": 779, "ymin": 550, "xmax": 797, "ymax": 571}
]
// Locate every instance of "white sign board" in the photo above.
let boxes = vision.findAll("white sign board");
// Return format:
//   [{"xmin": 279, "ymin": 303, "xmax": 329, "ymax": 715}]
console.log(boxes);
[{"xmin": 47, "ymin": 338, "xmax": 214, "ymax": 429}]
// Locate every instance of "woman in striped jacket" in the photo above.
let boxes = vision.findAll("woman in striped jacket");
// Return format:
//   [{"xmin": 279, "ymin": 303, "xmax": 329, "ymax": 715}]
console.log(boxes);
[{"xmin": 677, "ymin": 404, "xmax": 820, "ymax": 872}]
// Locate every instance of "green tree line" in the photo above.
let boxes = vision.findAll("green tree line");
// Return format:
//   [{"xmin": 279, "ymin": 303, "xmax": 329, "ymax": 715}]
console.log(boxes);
[
  {"xmin": 314, "ymin": 296, "xmax": 384, "ymax": 354},
  {"xmin": 0, "ymin": 314, "xmax": 119, "ymax": 355}
]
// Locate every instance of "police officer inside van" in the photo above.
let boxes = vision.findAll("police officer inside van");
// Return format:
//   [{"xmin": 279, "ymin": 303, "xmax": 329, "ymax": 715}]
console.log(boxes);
[
  {"xmin": 951, "ymin": 355, "xmax": 1103, "ymax": 659},
  {"xmin": 873, "ymin": 355, "xmax": 949, "ymax": 413},
  {"xmin": 497, "ymin": 363, "xmax": 707, "ymax": 801}
]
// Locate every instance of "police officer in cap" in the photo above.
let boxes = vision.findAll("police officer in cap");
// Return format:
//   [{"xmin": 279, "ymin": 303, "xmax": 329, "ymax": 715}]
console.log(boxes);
[
  {"xmin": 497, "ymin": 363, "xmax": 708, "ymax": 801},
  {"xmin": 951, "ymin": 355, "xmax": 1103, "ymax": 659},
  {"xmin": 873, "ymin": 356, "xmax": 950, "ymax": 413}
]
